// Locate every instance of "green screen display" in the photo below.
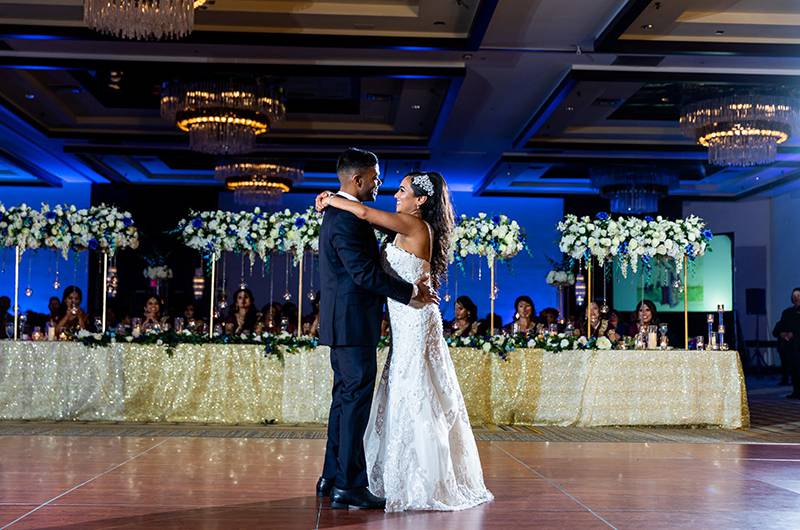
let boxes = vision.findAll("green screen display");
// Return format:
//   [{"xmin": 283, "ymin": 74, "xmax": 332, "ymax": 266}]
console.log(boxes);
[{"xmin": 612, "ymin": 234, "xmax": 733, "ymax": 313}]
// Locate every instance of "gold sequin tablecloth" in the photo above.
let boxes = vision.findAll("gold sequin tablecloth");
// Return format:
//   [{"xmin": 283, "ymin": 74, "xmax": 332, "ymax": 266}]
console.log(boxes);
[{"xmin": 0, "ymin": 343, "xmax": 749, "ymax": 428}]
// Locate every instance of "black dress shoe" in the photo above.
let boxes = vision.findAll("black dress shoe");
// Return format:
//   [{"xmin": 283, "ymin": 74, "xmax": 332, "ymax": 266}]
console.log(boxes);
[
  {"xmin": 330, "ymin": 486, "xmax": 386, "ymax": 510},
  {"xmin": 316, "ymin": 477, "xmax": 334, "ymax": 497}
]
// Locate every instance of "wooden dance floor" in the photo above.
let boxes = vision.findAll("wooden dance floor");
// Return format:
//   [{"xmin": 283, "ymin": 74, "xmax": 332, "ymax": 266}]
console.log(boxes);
[{"xmin": 3, "ymin": 435, "xmax": 800, "ymax": 529}]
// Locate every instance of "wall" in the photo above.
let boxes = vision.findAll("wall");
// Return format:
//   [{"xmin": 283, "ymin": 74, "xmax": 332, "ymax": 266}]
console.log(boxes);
[
  {"xmin": 770, "ymin": 188, "xmax": 800, "ymax": 329},
  {"xmin": 0, "ymin": 184, "xmax": 91, "ymax": 320},
  {"xmin": 683, "ymin": 198, "xmax": 772, "ymax": 358},
  {"xmin": 219, "ymin": 191, "xmax": 564, "ymax": 324}
]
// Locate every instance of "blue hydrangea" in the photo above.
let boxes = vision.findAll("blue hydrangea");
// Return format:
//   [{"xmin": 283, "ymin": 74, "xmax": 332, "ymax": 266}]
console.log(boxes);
[
  {"xmin": 88, "ymin": 239, "xmax": 98, "ymax": 250},
  {"xmin": 45, "ymin": 211, "xmax": 57, "ymax": 220},
  {"xmin": 191, "ymin": 218, "xmax": 203, "ymax": 229},
  {"xmin": 123, "ymin": 217, "xmax": 134, "ymax": 227},
  {"xmin": 596, "ymin": 212, "xmax": 609, "ymax": 221},
  {"xmin": 294, "ymin": 217, "xmax": 306, "ymax": 228},
  {"xmin": 644, "ymin": 216, "xmax": 654, "ymax": 222},
  {"xmin": 702, "ymin": 229, "xmax": 713, "ymax": 240},
  {"xmin": 491, "ymin": 215, "xmax": 501, "ymax": 224}
]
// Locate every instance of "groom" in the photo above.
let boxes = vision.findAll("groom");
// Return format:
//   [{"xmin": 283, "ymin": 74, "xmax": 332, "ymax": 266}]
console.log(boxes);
[{"xmin": 317, "ymin": 147, "xmax": 437, "ymax": 509}]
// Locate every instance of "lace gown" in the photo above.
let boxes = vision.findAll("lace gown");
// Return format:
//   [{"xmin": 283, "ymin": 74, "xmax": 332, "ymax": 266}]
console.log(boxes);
[{"xmin": 364, "ymin": 241, "xmax": 494, "ymax": 512}]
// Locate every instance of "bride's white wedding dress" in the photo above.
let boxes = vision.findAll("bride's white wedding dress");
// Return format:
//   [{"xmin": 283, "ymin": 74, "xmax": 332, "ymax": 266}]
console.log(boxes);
[{"xmin": 364, "ymin": 236, "xmax": 493, "ymax": 512}]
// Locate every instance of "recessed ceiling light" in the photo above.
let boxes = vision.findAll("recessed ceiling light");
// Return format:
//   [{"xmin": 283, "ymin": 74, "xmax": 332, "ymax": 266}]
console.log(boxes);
[
  {"xmin": 715, "ymin": 29, "xmax": 725, "ymax": 35},
  {"xmin": 661, "ymin": 97, "xmax": 669, "ymax": 103},
  {"xmin": 24, "ymin": 93, "xmax": 35, "ymax": 100},
  {"xmin": 641, "ymin": 24, "xmax": 654, "ymax": 30},
  {"xmin": 411, "ymin": 104, "xmax": 421, "ymax": 110},
  {"xmin": 566, "ymin": 106, "xmax": 575, "ymax": 111}
]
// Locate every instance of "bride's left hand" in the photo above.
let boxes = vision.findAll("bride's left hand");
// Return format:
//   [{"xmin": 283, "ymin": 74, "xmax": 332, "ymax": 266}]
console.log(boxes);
[{"xmin": 315, "ymin": 191, "xmax": 334, "ymax": 212}]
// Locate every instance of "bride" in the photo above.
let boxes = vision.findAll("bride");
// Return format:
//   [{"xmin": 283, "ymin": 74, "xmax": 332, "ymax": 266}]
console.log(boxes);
[{"xmin": 317, "ymin": 171, "xmax": 493, "ymax": 512}]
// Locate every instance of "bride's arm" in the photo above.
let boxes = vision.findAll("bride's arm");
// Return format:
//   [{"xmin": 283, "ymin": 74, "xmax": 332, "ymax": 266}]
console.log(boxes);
[{"xmin": 318, "ymin": 193, "xmax": 422, "ymax": 236}]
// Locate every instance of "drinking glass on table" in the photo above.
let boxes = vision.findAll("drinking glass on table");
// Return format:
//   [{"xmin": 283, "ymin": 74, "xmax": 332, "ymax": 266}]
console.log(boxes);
[{"xmin": 658, "ymin": 323, "xmax": 669, "ymax": 349}]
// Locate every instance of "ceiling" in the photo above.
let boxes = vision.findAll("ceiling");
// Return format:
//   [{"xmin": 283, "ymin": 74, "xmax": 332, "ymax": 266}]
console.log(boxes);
[{"xmin": 0, "ymin": 0, "xmax": 799, "ymax": 199}]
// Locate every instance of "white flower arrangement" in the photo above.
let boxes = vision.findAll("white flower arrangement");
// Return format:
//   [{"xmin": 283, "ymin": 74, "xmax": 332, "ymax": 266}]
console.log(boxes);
[
  {"xmin": 557, "ymin": 213, "xmax": 713, "ymax": 278},
  {"xmin": 0, "ymin": 203, "xmax": 46, "ymax": 251},
  {"xmin": 84, "ymin": 204, "xmax": 139, "ymax": 255},
  {"xmin": 176, "ymin": 208, "xmax": 275, "ymax": 261},
  {"xmin": 143, "ymin": 265, "xmax": 173, "ymax": 280},
  {"xmin": 271, "ymin": 207, "xmax": 322, "ymax": 264},
  {"xmin": 449, "ymin": 212, "xmax": 526, "ymax": 264},
  {"xmin": 546, "ymin": 270, "xmax": 575, "ymax": 287}
]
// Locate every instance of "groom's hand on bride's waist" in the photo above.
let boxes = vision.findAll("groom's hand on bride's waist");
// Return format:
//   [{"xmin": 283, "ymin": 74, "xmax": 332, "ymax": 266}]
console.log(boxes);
[{"xmin": 410, "ymin": 274, "xmax": 439, "ymax": 308}]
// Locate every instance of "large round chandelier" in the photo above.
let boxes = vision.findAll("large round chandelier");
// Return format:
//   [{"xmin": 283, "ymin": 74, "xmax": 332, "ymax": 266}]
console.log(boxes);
[
  {"xmin": 84, "ymin": 0, "xmax": 207, "ymax": 41},
  {"xmin": 216, "ymin": 162, "xmax": 303, "ymax": 206},
  {"xmin": 161, "ymin": 79, "xmax": 286, "ymax": 155},
  {"xmin": 680, "ymin": 95, "xmax": 798, "ymax": 167}
]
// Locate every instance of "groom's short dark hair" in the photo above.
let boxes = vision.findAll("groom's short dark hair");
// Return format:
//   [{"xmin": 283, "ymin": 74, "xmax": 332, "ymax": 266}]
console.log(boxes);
[{"xmin": 337, "ymin": 148, "xmax": 378, "ymax": 178}]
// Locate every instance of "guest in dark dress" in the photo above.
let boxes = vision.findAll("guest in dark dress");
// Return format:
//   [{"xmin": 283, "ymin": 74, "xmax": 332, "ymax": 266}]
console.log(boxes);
[
  {"xmin": 503, "ymin": 295, "xmax": 538, "ymax": 335},
  {"xmin": 445, "ymin": 296, "xmax": 480, "ymax": 337},
  {"xmin": 225, "ymin": 288, "xmax": 259, "ymax": 335}
]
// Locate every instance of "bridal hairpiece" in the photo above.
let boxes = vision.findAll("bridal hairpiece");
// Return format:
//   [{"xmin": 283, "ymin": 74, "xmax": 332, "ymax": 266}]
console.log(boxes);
[{"xmin": 412, "ymin": 173, "xmax": 435, "ymax": 197}]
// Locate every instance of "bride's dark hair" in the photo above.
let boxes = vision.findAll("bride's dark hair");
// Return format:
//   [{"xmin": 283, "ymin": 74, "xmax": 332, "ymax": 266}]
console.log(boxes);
[{"xmin": 407, "ymin": 171, "xmax": 454, "ymax": 290}]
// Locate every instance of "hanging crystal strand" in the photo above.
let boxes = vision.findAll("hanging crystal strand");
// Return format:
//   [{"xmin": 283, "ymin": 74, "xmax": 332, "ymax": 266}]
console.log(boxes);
[
  {"xmin": 72, "ymin": 251, "xmax": 79, "ymax": 286},
  {"xmin": 218, "ymin": 253, "xmax": 228, "ymax": 311},
  {"xmin": 239, "ymin": 254, "xmax": 247, "ymax": 289},
  {"xmin": 1, "ymin": 248, "xmax": 6, "ymax": 274},
  {"xmin": 307, "ymin": 253, "xmax": 316, "ymax": 301},
  {"xmin": 478, "ymin": 256, "xmax": 482, "ymax": 281},
  {"xmin": 268, "ymin": 253, "xmax": 275, "ymax": 329},
  {"xmin": 283, "ymin": 253, "xmax": 292, "ymax": 301},
  {"xmin": 24, "ymin": 252, "xmax": 33, "ymax": 297},
  {"xmin": 53, "ymin": 254, "xmax": 61, "ymax": 290},
  {"xmin": 600, "ymin": 261, "xmax": 609, "ymax": 314},
  {"xmin": 443, "ymin": 264, "xmax": 451, "ymax": 302}
]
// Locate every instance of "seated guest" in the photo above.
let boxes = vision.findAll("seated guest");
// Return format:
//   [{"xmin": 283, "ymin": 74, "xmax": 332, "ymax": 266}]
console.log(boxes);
[
  {"xmin": 225, "ymin": 288, "xmax": 259, "ymax": 335},
  {"xmin": 773, "ymin": 287, "xmax": 800, "ymax": 395},
  {"xmin": 182, "ymin": 302, "xmax": 204, "ymax": 332},
  {"xmin": 539, "ymin": 307, "xmax": 560, "ymax": 333},
  {"xmin": 627, "ymin": 299, "xmax": 659, "ymax": 338},
  {"xmin": 0, "ymin": 296, "xmax": 10, "ymax": 339},
  {"xmin": 141, "ymin": 295, "xmax": 168, "ymax": 332},
  {"xmin": 261, "ymin": 302, "xmax": 283, "ymax": 334},
  {"xmin": 504, "ymin": 295, "xmax": 538, "ymax": 335},
  {"xmin": 578, "ymin": 301, "xmax": 610, "ymax": 338},
  {"xmin": 46, "ymin": 296, "xmax": 61, "ymax": 329},
  {"xmin": 302, "ymin": 294, "xmax": 321, "ymax": 337},
  {"xmin": 281, "ymin": 302, "xmax": 298, "ymax": 334},
  {"xmin": 481, "ymin": 313, "xmax": 503, "ymax": 335},
  {"xmin": 446, "ymin": 296, "xmax": 480, "ymax": 337},
  {"xmin": 55, "ymin": 286, "xmax": 89, "ymax": 337},
  {"xmin": 607, "ymin": 309, "xmax": 627, "ymax": 341}
]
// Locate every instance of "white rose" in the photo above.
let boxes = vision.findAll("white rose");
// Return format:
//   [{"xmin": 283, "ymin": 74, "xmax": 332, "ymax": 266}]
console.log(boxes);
[{"xmin": 596, "ymin": 337, "xmax": 612, "ymax": 350}]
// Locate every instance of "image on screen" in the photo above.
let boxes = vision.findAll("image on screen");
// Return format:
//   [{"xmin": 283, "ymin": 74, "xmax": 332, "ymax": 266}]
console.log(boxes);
[{"xmin": 612, "ymin": 234, "xmax": 733, "ymax": 313}]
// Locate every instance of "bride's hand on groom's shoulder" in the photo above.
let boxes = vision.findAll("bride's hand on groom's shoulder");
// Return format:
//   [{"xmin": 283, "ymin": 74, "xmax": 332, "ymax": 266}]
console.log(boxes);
[
  {"xmin": 315, "ymin": 191, "xmax": 334, "ymax": 212},
  {"xmin": 411, "ymin": 274, "xmax": 439, "ymax": 307}
]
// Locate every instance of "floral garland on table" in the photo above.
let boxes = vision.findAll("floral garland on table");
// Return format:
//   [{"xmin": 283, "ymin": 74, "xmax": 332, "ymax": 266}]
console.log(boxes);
[
  {"xmin": 449, "ymin": 213, "xmax": 526, "ymax": 265},
  {"xmin": 445, "ymin": 332, "xmax": 610, "ymax": 359},
  {"xmin": 76, "ymin": 329, "xmax": 319, "ymax": 358},
  {"xmin": 272, "ymin": 206, "xmax": 322, "ymax": 264},
  {"xmin": 557, "ymin": 213, "xmax": 713, "ymax": 278}
]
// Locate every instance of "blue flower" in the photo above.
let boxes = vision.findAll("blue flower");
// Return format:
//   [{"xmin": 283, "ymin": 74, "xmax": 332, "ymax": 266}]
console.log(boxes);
[
  {"xmin": 618, "ymin": 241, "xmax": 628, "ymax": 255},
  {"xmin": 88, "ymin": 239, "xmax": 98, "ymax": 250},
  {"xmin": 123, "ymin": 217, "xmax": 134, "ymax": 227},
  {"xmin": 644, "ymin": 216, "xmax": 654, "ymax": 222},
  {"xmin": 596, "ymin": 212, "xmax": 609, "ymax": 221},
  {"xmin": 294, "ymin": 217, "xmax": 306, "ymax": 228},
  {"xmin": 685, "ymin": 243, "xmax": 695, "ymax": 255},
  {"xmin": 491, "ymin": 215, "xmax": 501, "ymax": 224},
  {"xmin": 702, "ymin": 229, "xmax": 713, "ymax": 240},
  {"xmin": 45, "ymin": 211, "xmax": 57, "ymax": 220},
  {"xmin": 191, "ymin": 218, "xmax": 203, "ymax": 229},
  {"xmin": 642, "ymin": 255, "xmax": 651, "ymax": 264}
]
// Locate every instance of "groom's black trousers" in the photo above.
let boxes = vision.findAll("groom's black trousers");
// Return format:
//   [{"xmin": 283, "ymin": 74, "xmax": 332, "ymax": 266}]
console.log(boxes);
[{"xmin": 322, "ymin": 345, "xmax": 377, "ymax": 490}]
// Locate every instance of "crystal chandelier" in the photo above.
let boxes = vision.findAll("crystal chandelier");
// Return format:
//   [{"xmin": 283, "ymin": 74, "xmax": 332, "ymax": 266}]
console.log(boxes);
[
  {"xmin": 161, "ymin": 79, "xmax": 286, "ymax": 155},
  {"xmin": 591, "ymin": 167, "xmax": 676, "ymax": 214},
  {"xmin": 680, "ymin": 95, "xmax": 798, "ymax": 167},
  {"xmin": 84, "ymin": 0, "xmax": 207, "ymax": 41},
  {"xmin": 216, "ymin": 162, "xmax": 303, "ymax": 206}
]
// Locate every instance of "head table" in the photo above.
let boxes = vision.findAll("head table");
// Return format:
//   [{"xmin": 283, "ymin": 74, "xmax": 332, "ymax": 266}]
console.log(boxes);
[{"xmin": 0, "ymin": 342, "xmax": 748, "ymax": 428}]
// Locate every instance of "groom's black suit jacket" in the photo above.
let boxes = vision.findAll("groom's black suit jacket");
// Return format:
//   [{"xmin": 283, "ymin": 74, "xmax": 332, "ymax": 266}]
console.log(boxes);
[{"xmin": 319, "ymin": 206, "xmax": 413, "ymax": 347}]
